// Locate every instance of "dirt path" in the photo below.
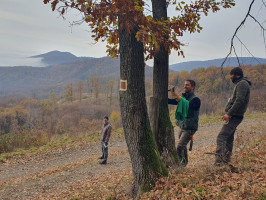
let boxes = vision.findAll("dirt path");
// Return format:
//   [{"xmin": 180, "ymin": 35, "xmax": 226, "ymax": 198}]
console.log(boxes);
[{"xmin": 0, "ymin": 117, "xmax": 264, "ymax": 200}]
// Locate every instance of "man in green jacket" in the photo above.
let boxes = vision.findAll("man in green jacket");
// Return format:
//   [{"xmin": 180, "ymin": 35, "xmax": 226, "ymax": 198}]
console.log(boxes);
[
  {"xmin": 215, "ymin": 67, "xmax": 251, "ymax": 165},
  {"xmin": 169, "ymin": 80, "xmax": 201, "ymax": 166}
]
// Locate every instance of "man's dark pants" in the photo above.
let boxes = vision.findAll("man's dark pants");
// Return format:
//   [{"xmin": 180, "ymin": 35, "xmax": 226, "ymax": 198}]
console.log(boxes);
[
  {"xmin": 177, "ymin": 129, "xmax": 196, "ymax": 166},
  {"xmin": 215, "ymin": 116, "xmax": 243, "ymax": 164},
  {"xmin": 101, "ymin": 141, "xmax": 108, "ymax": 161}
]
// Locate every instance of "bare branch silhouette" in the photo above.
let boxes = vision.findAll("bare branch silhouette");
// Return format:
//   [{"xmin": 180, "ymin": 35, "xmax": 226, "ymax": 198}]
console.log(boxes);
[
  {"xmin": 249, "ymin": 13, "xmax": 266, "ymax": 51},
  {"xmin": 220, "ymin": 0, "xmax": 266, "ymax": 78},
  {"xmin": 236, "ymin": 35, "xmax": 262, "ymax": 64},
  {"xmin": 221, "ymin": 0, "xmax": 255, "ymax": 69},
  {"xmin": 249, "ymin": 14, "xmax": 266, "ymax": 31},
  {"xmin": 262, "ymin": 0, "xmax": 266, "ymax": 7}
]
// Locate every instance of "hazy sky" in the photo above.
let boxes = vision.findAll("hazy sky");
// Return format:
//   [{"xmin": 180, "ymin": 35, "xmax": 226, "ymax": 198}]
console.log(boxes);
[{"xmin": 0, "ymin": 0, "xmax": 265, "ymax": 67}]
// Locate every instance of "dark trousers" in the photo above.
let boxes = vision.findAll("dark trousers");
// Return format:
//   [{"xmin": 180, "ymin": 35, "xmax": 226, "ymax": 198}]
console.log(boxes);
[
  {"xmin": 177, "ymin": 129, "xmax": 196, "ymax": 166},
  {"xmin": 215, "ymin": 116, "xmax": 243, "ymax": 164},
  {"xmin": 101, "ymin": 142, "xmax": 108, "ymax": 161}
]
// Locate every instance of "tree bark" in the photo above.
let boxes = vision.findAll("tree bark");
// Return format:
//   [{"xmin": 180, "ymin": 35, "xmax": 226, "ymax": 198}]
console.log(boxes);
[
  {"xmin": 149, "ymin": 97, "xmax": 159, "ymax": 139},
  {"xmin": 151, "ymin": 0, "xmax": 179, "ymax": 166},
  {"xmin": 119, "ymin": 23, "xmax": 167, "ymax": 197}
]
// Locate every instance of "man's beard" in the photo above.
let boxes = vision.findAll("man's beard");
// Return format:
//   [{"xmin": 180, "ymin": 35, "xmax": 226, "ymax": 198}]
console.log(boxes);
[{"xmin": 231, "ymin": 76, "xmax": 241, "ymax": 83}]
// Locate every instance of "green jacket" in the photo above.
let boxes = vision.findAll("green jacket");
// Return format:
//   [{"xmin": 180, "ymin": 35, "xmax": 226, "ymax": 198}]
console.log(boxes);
[
  {"xmin": 176, "ymin": 92, "xmax": 201, "ymax": 131},
  {"xmin": 175, "ymin": 97, "xmax": 189, "ymax": 121},
  {"xmin": 225, "ymin": 77, "xmax": 251, "ymax": 117}
]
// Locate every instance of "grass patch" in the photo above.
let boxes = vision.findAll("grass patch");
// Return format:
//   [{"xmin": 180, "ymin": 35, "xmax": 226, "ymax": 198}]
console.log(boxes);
[
  {"xmin": 244, "ymin": 112, "xmax": 266, "ymax": 119},
  {"xmin": 195, "ymin": 186, "xmax": 206, "ymax": 193},
  {"xmin": 0, "ymin": 130, "xmax": 49, "ymax": 154},
  {"xmin": 199, "ymin": 114, "xmax": 223, "ymax": 126},
  {"xmin": 171, "ymin": 111, "xmax": 266, "ymax": 127},
  {"xmin": 199, "ymin": 112, "xmax": 266, "ymax": 126}
]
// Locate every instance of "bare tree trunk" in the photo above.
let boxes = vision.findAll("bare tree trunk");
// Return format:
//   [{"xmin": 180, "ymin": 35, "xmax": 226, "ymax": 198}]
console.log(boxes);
[
  {"xmin": 119, "ymin": 24, "xmax": 167, "ymax": 197},
  {"xmin": 151, "ymin": 0, "xmax": 179, "ymax": 166}
]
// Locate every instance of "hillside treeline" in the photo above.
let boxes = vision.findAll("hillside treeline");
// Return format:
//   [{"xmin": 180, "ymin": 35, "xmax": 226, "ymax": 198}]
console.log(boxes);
[{"xmin": 0, "ymin": 95, "xmax": 121, "ymax": 153}]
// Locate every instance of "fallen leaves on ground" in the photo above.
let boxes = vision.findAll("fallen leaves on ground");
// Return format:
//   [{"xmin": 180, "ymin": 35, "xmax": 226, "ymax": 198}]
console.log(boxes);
[{"xmin": 140, "ymin": 137, "xmax": 265, "ymax": 200}]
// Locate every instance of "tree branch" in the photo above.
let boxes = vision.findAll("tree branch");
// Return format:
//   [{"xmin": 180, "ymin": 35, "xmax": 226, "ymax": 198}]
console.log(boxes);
[
  {"xmin": 248, "ymin": 14, "xmax": 266, "ymax": 31},
  {"xmin": 262, "ymin": 0, "xmax": 266, "ymax": 7},
  {"xmin": 221, "ymin": 0, "xmax": 255, "ymax": 69},
  {"xmin": 247, "ymin": 14, "xmax": 266, "ymax": 52},
  {"xmin": 236, "ymin": 35, "xmax": 263, "ymax": 64},
  {"xmin": 219, "ymin": 0, "xmax": 266, "ymax": 78},
  {"xmin": 233, "ymin": 45, "xmax": 240, "ymax": 66}
]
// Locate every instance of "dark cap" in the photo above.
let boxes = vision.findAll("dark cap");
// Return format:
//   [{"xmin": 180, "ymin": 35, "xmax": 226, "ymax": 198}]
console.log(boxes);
[{"xmin": 104, "ymin": 115, "xmax": 109, "ymax": 120}]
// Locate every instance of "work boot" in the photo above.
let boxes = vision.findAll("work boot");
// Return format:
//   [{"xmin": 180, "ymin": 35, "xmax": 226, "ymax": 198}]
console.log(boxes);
[{"xmin": 99, "ymin": 160, "xmax": 107, "ymax": 165}]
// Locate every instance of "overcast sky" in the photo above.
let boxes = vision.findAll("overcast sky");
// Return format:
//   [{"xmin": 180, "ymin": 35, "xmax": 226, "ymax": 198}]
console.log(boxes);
[{"xmin": 0, "ymin": 0, "xmax": 265, "ymax": 67}]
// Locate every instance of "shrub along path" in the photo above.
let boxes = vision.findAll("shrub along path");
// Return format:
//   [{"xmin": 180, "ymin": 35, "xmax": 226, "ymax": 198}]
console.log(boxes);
[{"xmin": 0, "ymin": 115, "xmax": 265, "ymax": 199}]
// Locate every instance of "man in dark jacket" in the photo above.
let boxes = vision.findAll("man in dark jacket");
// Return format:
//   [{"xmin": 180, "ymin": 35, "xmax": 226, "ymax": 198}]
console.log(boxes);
[
  {"xmin": 168, "ymin": 80, "xmax": 201, "ymax": 166},
  {"xmin": 99, "ymin": 115, "xmax": 112, "ymax": 165},
  {"xmin": 215, "ymin": 67, "xmax": 251, "ymax": 165}
]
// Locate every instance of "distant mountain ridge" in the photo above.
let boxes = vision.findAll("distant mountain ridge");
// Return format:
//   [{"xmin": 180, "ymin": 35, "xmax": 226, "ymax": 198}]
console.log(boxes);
[
  {"xmin": 169, "ymin": 57, "xmax": 266, "ymax": 72},
  {"xmin": 1, "ymin": 50, "xmax": 265, "ymax": 98}
]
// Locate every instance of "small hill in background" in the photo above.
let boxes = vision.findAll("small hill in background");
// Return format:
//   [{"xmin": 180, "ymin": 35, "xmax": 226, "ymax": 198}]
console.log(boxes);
[{"xmin": 30, "ymin": 50, "xmax": 93, "ymax": 66}]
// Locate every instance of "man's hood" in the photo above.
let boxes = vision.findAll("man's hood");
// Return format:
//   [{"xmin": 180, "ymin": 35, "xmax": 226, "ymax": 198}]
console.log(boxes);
[
  {"xmin": 235, "ymin": 77, "xmax": 252, "ymax": 86},
  {"xmin": 242, "ymin": 77, "xmax": 252, "ymax": 86}
]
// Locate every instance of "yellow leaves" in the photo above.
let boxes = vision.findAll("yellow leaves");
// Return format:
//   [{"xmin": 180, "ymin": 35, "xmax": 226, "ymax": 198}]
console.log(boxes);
[
  {"xmin": 150, "ymin": 33, "xmax": 158, "ymax": 49},
  {"xmin": 106, "ymin": 44, "xmax": 119, "ymax": 58},
  {"xmin": 135, "ymin": 5, "xmax": 144, "ymax": 12}
]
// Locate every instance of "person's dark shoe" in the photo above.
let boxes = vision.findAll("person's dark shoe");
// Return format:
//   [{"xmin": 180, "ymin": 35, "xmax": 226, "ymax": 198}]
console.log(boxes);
[
  {"xmin": 99, "ymin": 160, "xmax": 107, "ymax": 165},
  {"xmin": 98, "ymin": 156, "xmax": 104, "ymax": 159}
]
